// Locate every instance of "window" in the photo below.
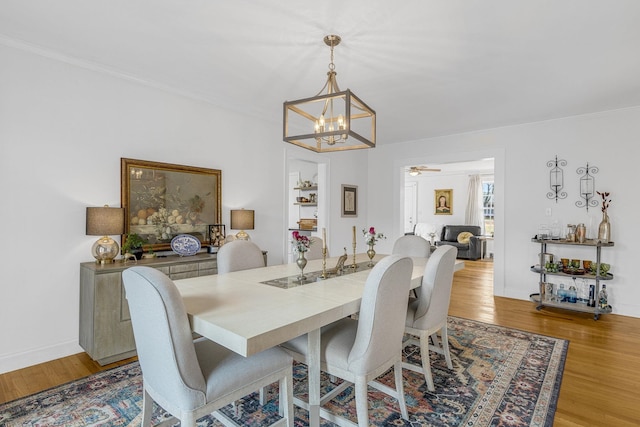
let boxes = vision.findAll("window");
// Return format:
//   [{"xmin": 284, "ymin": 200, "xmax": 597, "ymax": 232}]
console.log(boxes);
[{"xmin": 482, "ymin": 180, "xmax": 494, "ymax": 236}]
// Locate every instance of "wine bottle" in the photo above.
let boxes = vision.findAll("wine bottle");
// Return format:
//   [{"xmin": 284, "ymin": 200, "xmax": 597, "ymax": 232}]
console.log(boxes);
[{"xmin": 598, "ymin": 284, "xmax": 608, "ymax": 309}]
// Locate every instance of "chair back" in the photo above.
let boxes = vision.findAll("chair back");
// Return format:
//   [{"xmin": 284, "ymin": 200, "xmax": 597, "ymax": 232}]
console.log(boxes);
[
  {"xmin": 348, "ymin": 255, "xmax": 413, "ymax": 374},
  {"xmin": 122, "ymin": 267, "xmax": 207, "ymax": 410},
  {"xmin": 413, "ymin": 245, "xmax": 457, "ymax": 328},
  {"xmin": 217, "ymin": 240, "xmax": 265, "ymax": 274},
  {"xmin": 305, "ymin": 236, "xmax": 325, "ymax": 260},
  {"xmin": 392, "ymin": 235, "xmax": 431, "ymax": 258}
]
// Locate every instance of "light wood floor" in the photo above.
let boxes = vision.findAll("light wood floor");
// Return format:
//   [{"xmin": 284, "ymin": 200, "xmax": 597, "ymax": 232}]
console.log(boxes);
[{"xmin": 1, "ymin": 260, "xmax": 639, "ymax": 426}]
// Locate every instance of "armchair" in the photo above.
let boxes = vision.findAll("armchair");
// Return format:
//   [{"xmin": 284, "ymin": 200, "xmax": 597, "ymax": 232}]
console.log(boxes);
[{"xmin": 435, "ymin": 225, "xmax": 483, "ymax": 260}]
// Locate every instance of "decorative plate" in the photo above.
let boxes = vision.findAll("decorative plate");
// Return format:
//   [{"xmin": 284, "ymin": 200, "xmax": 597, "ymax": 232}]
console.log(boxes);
[{"xmin": 171, "ymin": 234, "xmax": 201, "ymax": 256}]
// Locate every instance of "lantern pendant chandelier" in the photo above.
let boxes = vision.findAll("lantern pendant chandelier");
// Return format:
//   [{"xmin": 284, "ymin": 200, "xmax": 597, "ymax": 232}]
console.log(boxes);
[{"xmin": 283, "ymin": 35, "xmax": 376, "ymax": 153}]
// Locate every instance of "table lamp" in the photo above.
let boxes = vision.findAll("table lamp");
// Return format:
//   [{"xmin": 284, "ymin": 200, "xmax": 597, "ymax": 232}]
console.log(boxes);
[
  {"xmin": 86, "ymin": 205, "xmax": 125, "ymax": 264},
  {"xmin": 230, "ymin": 209, "xmax": 254, "ymax": 240}
]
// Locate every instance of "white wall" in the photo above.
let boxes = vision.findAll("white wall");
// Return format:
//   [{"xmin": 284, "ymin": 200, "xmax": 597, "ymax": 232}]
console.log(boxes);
[
  {"xmin": 368, "ymin": 107, "xmax": 639, "ymax": 319},
  {"xmin": 0, "ymin": 43, "xmax": 370, "ymax": 373},
  {"xmin": 407, "ymin": 172, "xmax": 476, "ymax": 233}
]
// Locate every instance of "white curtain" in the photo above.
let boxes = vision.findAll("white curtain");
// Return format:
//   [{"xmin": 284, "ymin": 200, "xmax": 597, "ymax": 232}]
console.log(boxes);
[{"xmin": 465, "ymin": 174, "xmax": 483, "ymax": 232}]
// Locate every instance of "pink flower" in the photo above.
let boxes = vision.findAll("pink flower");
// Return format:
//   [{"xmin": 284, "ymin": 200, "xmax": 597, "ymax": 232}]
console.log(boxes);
[
  {"xmin": 292, "ymin": 231, "xmax": 312, "ymax": 252},
  {"xmin": 369, "ymin": 227, "xmax": 375, "ymax": 235}
]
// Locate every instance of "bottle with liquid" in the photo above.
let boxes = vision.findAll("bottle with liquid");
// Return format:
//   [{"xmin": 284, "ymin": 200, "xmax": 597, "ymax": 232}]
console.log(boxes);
[
  {"xmin": 568, "ymin": 285, "xmax": 577, "ymax": 303},
  {"xmin": 598, "ymin": 284, "xmax": 608, "ymax": 309},
  {"xmin": 557, "ymin": 283, "xmax": 567, "ymax": 303}
]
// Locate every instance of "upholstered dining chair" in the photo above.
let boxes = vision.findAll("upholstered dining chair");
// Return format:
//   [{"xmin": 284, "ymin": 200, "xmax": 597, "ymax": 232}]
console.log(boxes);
[
  {"xmin": 217, "ymin": 240, "xmax": 265, "ymax": 274},
  {"xmin": 403, "ymin": 245, "xmax": 458, "ymax": 391},
  {"xmin": 305, "ymin": 236, "xmax": 325, "ymax": 260},
  {"xmin": 280, "ymin": 255, "xmax": 413, "ymax": 427},
  {"xmin": 122, "ymin": 266, "xmax": 294, "ymax": 427},
  {"xmin": 393, "ymin": 234, "xmax": 431, "ymax": 298},
  {"xmin": 392, "ymin": 234, "xmax": 431, "ymax": 258}
]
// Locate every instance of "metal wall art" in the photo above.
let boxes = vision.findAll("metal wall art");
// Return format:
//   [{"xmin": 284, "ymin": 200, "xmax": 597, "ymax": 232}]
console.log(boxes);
[
  {"xmin": 546, "ymin": 155, "xmax": 567, "ymax": 202},
  {"xmin": 575, "ymin": 162, "xmax": 598, "ymax": 211}
]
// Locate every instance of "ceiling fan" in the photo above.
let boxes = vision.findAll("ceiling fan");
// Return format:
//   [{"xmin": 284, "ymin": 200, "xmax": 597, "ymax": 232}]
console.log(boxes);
[{"xmin": 407, "ymin": 165, "xmax": 441, "ymax": 176}]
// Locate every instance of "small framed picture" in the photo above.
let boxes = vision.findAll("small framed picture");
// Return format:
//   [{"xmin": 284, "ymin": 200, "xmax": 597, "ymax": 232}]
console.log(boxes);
[
  {"xmin": 208, "ymin": 224, "xmax": 226, "ymax": 247},
  {"xmin": 341, "ymin": 184, "xmax": 358, "ymax": 217},
  {"xmin": 435, "ymin": 189, "xmax": 453, "ymax": 215}
]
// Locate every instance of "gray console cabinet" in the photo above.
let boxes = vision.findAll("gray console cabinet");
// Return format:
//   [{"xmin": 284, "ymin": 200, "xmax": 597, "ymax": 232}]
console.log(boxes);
[{"xmin": 79, "ymin": 254, "xmax": 219, "ymax": 365}]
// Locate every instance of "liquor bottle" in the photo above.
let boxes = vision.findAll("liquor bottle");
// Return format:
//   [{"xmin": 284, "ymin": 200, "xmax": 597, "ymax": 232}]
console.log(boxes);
[
  {"xmin": 598, "ymin": 284, "xmax": 608, "ymax": 309},
  {"xmin": 588, "ymin": 284, "xmax": 596, "ymax": 307},
  {"xmin": 557, "ymin": 283, "xmax": 567, "ymax": 303}
]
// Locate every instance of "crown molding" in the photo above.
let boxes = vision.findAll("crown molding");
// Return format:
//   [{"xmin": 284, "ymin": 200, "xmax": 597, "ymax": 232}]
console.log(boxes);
[{"xmin": 0, "ymin": 33, "xmax": 218, "ymax": 106}]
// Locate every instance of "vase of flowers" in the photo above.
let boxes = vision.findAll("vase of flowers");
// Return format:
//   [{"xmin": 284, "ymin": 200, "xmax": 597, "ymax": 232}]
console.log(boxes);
[
  {"xmin": 362, "ymin": 227, "xmax": 385, "ymax": 267},
  {"xmin": 292, "ymin": 231, "xmax": 312, "ymax": 279},
  {"xmin": 597, "ymin": 191, "xmax": 611, "ymax": 243}
]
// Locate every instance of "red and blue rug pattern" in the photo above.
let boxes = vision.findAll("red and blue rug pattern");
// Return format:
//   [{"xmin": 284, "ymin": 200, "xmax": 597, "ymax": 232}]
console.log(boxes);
[{"xmin": 0, "ymin": 317, "xmax": 567, "ymax": 426}]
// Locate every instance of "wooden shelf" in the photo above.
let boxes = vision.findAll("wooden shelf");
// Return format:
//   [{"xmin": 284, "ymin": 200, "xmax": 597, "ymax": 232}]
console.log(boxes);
[
  {"xmin": 294, "ymin": 202, "xmax": 317, "ymax": 206},
  {"xmin": 294, "ymin": 186, "xmax": 318, "ymax": 191}
]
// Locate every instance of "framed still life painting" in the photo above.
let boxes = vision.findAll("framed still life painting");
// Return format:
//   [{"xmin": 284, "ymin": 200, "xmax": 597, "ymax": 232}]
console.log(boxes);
[{"xmin": 121, "ymin": 158, "xmax": 222, "ymax": 251}]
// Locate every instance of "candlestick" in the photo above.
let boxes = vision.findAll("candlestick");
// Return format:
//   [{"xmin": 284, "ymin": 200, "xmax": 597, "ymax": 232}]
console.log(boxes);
[
  {"xmin": 322, "ymin": 227, "xmax": 327, "ymax": 250},
  {"xmin": 352, "ymin": 225, "xmax": 356, "ymax": 245},
  {"xmin": 351, "ymin": 240, "xmax": 358, "ymax": 269},
  {"xmin": 320, "ymin": 247, "xmax": 328, "ymax": 279}
]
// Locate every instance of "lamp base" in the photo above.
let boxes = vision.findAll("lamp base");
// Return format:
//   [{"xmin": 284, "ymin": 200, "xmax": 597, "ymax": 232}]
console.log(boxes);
[
  {"xmin": 92, "ymin": 236, "xmax": 120, "ymax": 264},
  {"xmin": 235, "ymin": 230, "xmax": 250, "ymax": 240}
]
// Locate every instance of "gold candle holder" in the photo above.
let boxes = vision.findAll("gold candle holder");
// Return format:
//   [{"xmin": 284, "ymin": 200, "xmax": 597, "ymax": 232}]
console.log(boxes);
[
  {"xmin": 350, "ymin": 240, "xmax": 358, "ymax": 269},
  {"xmin": 320, "ymin": 248, "xmax": 328, "ymax": 279}
]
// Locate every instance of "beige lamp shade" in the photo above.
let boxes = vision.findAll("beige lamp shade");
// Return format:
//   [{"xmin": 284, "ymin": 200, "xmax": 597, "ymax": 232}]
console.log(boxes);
[
  {"xmin": 230, "ymin": 209, "xmax": 254, "ymax": 240},
  {"xmin": 86, "ymin": 205, "xmax": 125, "ymax": 264}
]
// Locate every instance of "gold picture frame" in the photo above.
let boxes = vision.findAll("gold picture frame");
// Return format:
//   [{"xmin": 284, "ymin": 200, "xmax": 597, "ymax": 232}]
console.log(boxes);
[
  {"xmin": 341, "ymin": 184, "xmax": 358, "ymax": 217},
  {"xmin": 121, "ymin": 158, "xmax": 222, "ymax": 252},
  {"xmin": 435, "ymin": 189, "xmax": 453, "ymax": 215}
]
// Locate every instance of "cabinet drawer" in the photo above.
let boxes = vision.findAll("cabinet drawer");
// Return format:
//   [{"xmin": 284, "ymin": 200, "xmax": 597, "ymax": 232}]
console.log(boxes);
[
  {"xmin": 199, "ymin": 268, "xmax": 217, "ymax": 277},
  {"xmin": 170, "ymin": 263, "xmax": 198, "ymax": 274},
  {"xmin": 199, "ymin": 260, "xmax": 217, "ymax": 271},
  {"xmin": 155, "ymin": 266, "xmax": 170, "ymax": 275},
  {"xmin": 171, "ymin": 271, "xmax": 199, "ymax": 280}
]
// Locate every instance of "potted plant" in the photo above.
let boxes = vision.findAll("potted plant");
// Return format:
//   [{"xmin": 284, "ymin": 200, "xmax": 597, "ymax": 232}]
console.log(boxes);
[
  {"xmin": 122, "ymin": 233, "xmax": 147, "ymax": 260},
  {"xmin": 142, "ymin": 244, "xmax": 156, "ymax": 259}
]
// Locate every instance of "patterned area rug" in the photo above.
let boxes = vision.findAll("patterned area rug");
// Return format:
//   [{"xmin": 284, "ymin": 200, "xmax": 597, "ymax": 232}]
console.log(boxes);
[{"xmin": 0, "ymin": 317, "xmax": 567, "ymax": 427}]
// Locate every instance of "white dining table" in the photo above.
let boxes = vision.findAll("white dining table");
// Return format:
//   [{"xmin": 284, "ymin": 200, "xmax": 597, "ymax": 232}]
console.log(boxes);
[{"xmin": 174, "ymin": 253, "xmax": 463, "ymax": 426}]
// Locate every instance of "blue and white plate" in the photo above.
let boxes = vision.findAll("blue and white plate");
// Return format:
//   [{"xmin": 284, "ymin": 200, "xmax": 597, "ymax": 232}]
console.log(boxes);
[{"xmin": 171, "ymin": 234, "xmax": 201, "ymax": 256}]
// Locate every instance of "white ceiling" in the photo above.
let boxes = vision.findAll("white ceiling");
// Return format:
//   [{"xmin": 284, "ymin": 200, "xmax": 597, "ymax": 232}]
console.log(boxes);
[{"xmin": 2, "ymin": 0, "xmax": 640, "ymax": 144}]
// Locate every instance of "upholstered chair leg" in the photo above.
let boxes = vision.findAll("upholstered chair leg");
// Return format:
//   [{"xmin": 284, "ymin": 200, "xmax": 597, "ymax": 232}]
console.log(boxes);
[
  {"xmin": 394, "ymin": 361, "xmax": 409, "ymax": 420},
  {"xmin": 441, "ymin": 327, "xmax": 453, "ymax": 369},
  {"xmin": 420, "ymin": 331, "xmax": 435, "ymax": 391},
  {"xmin": 141, "ymin": 388, "xmax": 153, "ymax": 426},
  {"xmin": 354, "ymin": 376, "xmax": 370, "ymax": 427}
]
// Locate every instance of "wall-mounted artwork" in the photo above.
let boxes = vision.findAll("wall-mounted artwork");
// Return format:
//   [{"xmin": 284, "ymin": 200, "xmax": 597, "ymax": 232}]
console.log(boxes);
[
  {"xmin": 434, "ymin": 189, "xmax": 453, "ymax": 215},
  {"xmin": 341, "ymin": 184, "xmax": 358, "ymax": 217},
  {"xmin": 121, "ymin": 158, "xmax": 222, "ymax": 252}
]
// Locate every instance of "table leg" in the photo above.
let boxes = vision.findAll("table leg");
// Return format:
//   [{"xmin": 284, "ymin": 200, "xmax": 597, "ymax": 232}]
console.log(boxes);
[{"xmin": 307, "ymin": 328, "xmax": 321, "ymax": 427}]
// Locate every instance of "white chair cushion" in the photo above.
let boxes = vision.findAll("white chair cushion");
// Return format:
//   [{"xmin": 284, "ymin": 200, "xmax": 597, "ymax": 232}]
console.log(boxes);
[{"xmin": 196, "ymin": 339, "xmax": 292, "ymax": 401}]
